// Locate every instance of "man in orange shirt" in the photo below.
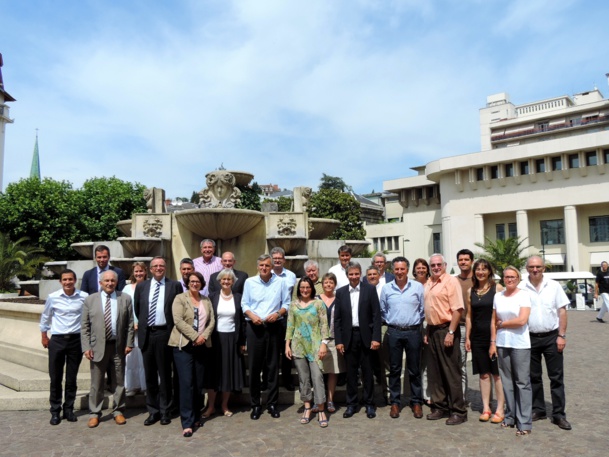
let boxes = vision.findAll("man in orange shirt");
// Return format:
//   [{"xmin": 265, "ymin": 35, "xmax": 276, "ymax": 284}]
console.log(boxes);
[{"xmin": 424, "ymin": 254, "xmax": 467, "ymax": 425}]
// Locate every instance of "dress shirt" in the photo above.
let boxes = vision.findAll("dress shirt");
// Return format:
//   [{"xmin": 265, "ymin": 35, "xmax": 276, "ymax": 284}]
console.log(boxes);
[
  {"xmin": 101, "ymin": 291, "xmax": 118, "ymax": 338},
  {"xmin": 380, "ymin": 280, "xmax": 424, "ymax": 327},
  {"xmin": 193, "ymin": 255, "xmax": 223, "ymax": 296},
  {"xmin": 95, "ymin": 267, "xmax": 109, "ymax": 292},
  {"xmin": 350, "ymin": 284, "xmax": 360, "ymax": 327},
  {"xmin": 148, "ymin": 278, "xmax": 167, "ymax": 326},
  {"xmin": 242, "ymin": 274, "xmax": 291, "ymax": 320},
  {"xmin": 274, "ymin": 268, "xmax": 297, "ymax": 295},
  {"xmin": 40, "ymin": 289, "xmax": 88, "ymax": 334},
  {"xmin": 328, "ymin": 264, "xmax": 349, "ymax": 289},
  {"xmin": 519, "ymin": 277, "xmax": 569, "ymax": 333},
  {"xmin": 424, "ymin": 272, "xmax": 464, "ymax": 325}
]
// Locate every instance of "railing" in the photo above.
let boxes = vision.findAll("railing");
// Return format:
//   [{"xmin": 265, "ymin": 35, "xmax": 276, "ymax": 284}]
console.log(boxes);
[{"xmin": 491, "ymin": 115, "xmax": 608, "ymax": 142}]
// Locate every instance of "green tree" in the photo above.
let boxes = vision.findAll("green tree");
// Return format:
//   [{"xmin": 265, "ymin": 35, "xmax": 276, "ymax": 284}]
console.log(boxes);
[
  {"xmin": 262, "ymin": 196, "xmax": 293, "ymax": 212},
  {"xmin": 474, "ymin": 236, "xmax": 529, "ymax": 280},
  {"xmin": 0, "ymin": 233, "xmax": 50, "ymax": 292},
  {"xmin": 0, "ymin": 178, "xmax": 82, "ymax": 260},
  {"xmin": 237, "ymin": 181, "xmax": 262, "ymax": 211},
  {"xmin": 76, "ymin": 177, "xmax": 147, "ymax": 242},
  {"xmin": 319, "ymin": 173, "xmax": 349, "ymax": 192},
  {"xmin": 307, "ymin": 189, "xmax": 365, "ymax": 240},
  {"xmin": 190, "ymin": 191, "xmax": 199, "ymax": 203}
]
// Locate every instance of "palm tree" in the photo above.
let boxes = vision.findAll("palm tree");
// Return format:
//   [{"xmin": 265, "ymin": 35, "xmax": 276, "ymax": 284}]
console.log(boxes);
[
  {"xmin": 474, "ymin": 236, "xmax": 529, "ymax": 281},
  {"xmin": 0, "ymin": 233, "xmax": 50, "ymax": 292}
]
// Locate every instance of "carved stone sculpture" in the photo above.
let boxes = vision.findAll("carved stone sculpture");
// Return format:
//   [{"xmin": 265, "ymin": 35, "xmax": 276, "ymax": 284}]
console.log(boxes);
[
  {"xmin": 293, "ymin": 186, "xmax": 312, "ymax": 212},
  {"xmin": 144, "ymin": 187, "xmax": 167, "ymax": 213},
  {"xmin": 143, "ymin": 217, "xmax": 163, "ymax": 238},
  {"xmin": 198, "ymin": 171, "xmax": 242, "ymax": 208},
  {"xmin": 277, "ymin": 216, "xmax": 297, "ymax": 236}
]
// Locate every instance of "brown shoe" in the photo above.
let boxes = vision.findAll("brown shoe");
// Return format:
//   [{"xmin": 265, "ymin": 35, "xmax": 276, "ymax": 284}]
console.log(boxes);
[
  {"xmin": 411, "ymin": 404, "xmax": 423, "ymax": 419},
  {"xmin": 389, "ymin": 404, "xmax": 400, "ymax": 419},
  {"xmin": 114, "ymin": 414, "xmax": 126, "ymax": 425},
  {"xmin": 426, "ymin": 408, "xmax": 450, "ymax": 420},
  {"xmin": 446, "ymin": 413, "xmax": 468, "ymax": 425},
  {"xmin": 87, "ymin": 416, "xmax": 100, "ymax": 428}
]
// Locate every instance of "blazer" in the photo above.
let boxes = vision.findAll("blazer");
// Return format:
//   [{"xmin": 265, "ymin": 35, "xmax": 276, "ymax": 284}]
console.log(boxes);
[
  {"xmin": 81, "ymin": 265, "xmax": 126, "ymax": 294},
  {"xmin": 168, "ymin": 292, "xmax": 215, "ymax": 349},
  {"xmin": 362, "ymin": 272, "xmax": 395, "ymax": 285},
  {"xmin": 334, "ymin": 281, "xmax": 382, "ymax": 351},
  {"xmin": 207, "ymin": 269, "xmax": 249, "ymax": 295},
  {"xmin": 134, "ymin": 277, "xmax": 183, "ymax": 349},
  {"xmin": 80, "ymin": 291, "xmax": 134, "ymax": 362},
  {"xmin": 208, "ymin": 292, "xmax": 246, "ymax": 346}
]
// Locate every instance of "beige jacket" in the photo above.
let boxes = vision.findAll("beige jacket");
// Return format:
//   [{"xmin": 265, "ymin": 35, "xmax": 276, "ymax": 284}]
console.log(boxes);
[{"xmin": 168, "ymin": 292, "xmax": 214, "ymax": 349}]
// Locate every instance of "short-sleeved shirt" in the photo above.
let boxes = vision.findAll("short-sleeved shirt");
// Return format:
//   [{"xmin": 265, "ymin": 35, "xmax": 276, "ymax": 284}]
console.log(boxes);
[
  {"xmin": 596, "ymin": 268, "xmax": 609, "ymax": 294},
  {"xmin": 493, "ymin": 289, "xmax": 531, "ymax": 349},
  {"xmin": 519, "ymin": 277, "xmax": 569, "ymax": 333},
  {"xmin": 424, "ymin": 272, "xmax": 464, "ymax": 326}
]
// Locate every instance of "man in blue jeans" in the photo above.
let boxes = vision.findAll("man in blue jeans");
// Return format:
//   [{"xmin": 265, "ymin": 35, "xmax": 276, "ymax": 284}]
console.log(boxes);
[{"xmin": 380, "ymin": 257, "xmax": 425, "ymax": 419}]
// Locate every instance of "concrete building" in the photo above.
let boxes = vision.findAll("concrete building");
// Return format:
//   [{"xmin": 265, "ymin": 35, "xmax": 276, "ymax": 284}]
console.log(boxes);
[
  {"xmin": 366, "ymin": 85, "xmax": 609, "ymax": 273},
  {"xmin": 0, "ymin": 53, "xmax": 16, "ymax": 191}
]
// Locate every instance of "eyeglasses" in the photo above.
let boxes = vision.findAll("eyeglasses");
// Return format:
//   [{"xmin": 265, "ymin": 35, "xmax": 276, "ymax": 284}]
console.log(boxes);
[
  {"xmin": 527, "ymin": 266, "xmax": 544, "ymax": 270},
  {"xmin": 430, "ymin": 263, "xmax": 443, "ymax": 267},
  {"xmin": 503, "ymin": 276, "xmax": 518, "ymax": 280},
  {"xmin": 189, "ymin": 280, "xmax": 201, "ymax": 284}
]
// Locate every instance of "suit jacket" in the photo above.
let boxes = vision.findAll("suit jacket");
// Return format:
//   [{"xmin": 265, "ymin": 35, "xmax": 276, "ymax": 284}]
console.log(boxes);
[
  {"xmin": 334, "ymin": 281, "xmax": 382, "ymax": 351},
  {"xmin": 207, "ymin": 269, "xmax": 249, "ymax": 295},
  {"xmin": 168, "ymin": 292, "xmax": 215, "ymax": 349},
  {"xmin": 80, "ymin": 291, "xmax": 134, "ymax": 362},
  {"xmin": 81, "ymin": 265, "xmax": 126, "ymax": 294},
  {"xmin": 362, "ymin": 272, "xmax": 395, "ymax": 285},
  {"xmin": 208, "ymin": 292, "xmax": 246, "ymax": 347},
  {"xmin": 134, "ymin": 277, "xmax": 183, "ymax": 349}
]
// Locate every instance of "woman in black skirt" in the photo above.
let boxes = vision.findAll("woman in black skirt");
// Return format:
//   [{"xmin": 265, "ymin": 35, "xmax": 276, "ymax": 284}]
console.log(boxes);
[
  {"xmin": 465, "ymin": 259, "xmax": 505, "ymax": 423},
  {"xmin": 204, "ymin": 269, "xmax": 246, "ymax": 417}
]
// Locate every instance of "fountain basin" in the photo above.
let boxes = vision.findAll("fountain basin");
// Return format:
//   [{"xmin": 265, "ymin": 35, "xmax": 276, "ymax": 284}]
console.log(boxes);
[
  {"xmin": 44, "ymin": 261, "xmax": 68, "ymax": 276},
  {"xmin": 309, "ymin": 218, "xmax": 341, "ymax": 240},
  {"xmin": 71, "ymin": 242, "xmax": 95, "ymax": 259},
  {"xmin": 267, "ymin": 237, "xmax": 306, "ymax": 255},
  {"xmin": 226, "ymin": 170, "xmax": 254, "ymax": 187},
  {"xmin": 175, "ymin": 208, "xmax": 264, "ymax": 240},
  {"xmin": 118, "ymin": 237, "xmax": 162, "ymax": 256},
  {"xmin": 345, "ymin": 240, "xmax": 371, "ymax": 257},
  {"xmin": 285, "ymin": 255, "xmax": 309, "ymax": 276},
  {"xmin": 116, "ymin": 220, "xmax": 132, "ymax": 237}
]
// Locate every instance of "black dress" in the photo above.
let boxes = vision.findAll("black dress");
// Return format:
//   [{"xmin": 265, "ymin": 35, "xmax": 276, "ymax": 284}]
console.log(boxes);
[{"xmin": 470, "ymin": 285, "xmax": 499, "ymax": 376}]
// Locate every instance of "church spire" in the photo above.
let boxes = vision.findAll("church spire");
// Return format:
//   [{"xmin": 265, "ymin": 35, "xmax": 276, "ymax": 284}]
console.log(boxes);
[{"xmin": 30, "ymin": 130, "xmax": 40, "ymax": 180}]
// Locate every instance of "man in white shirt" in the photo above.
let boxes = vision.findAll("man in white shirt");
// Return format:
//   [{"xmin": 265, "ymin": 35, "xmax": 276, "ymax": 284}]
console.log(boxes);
[
  {"xmin": 519, "ymin": 255, "xmax": 571, "ymax": 430},
  {"xmin": 328, "ymin": 245, "xmax": 352, "ymax": 289}
]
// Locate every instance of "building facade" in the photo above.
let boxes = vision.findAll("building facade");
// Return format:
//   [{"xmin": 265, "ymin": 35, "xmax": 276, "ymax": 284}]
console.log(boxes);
[
  {"xmin": 0, "ymin": 53, "xmax": 16, "ymax": 191},
  {"xmin": 366, "ymin": 86, "xmax": 609, "ymax": 272}
]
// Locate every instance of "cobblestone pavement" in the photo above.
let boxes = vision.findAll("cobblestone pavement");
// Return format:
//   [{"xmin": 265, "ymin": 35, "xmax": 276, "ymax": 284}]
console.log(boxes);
[{"xmin": 2, "ymin": 311, "xmax": 607, "ymax": 457}]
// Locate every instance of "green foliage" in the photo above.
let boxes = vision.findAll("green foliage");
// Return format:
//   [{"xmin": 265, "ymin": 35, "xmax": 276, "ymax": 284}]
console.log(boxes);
[
  {"xmin": 0, "ymin": 233, "xmax": 50, "ymax": 292},
  {"xmin": 262, "ymin": 196, "xmax": 293, "ymax": 212},
  {"xmin": 319, "ymin": 173, "xmax": 349, "ymax": 192},
  {"xmin": 190, "ymin": 191, "xmax": 199, "ymax": 203},
  {"xmin": 76, "ymin": 177, "xmax": 147, "ymax": 242},
  {"xmin": 236, "ymin": 183, "xmax": 261, "ymax": 211},
  {"xmin": 474, "ymin": 236, "xmax": 529, "ymax": 281},
  {"xmin": 307, "ymin": 189, "xmax": 365, "ymax": 240}
]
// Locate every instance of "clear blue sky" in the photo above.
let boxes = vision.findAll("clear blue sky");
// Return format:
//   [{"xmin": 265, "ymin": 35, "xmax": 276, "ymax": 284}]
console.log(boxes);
[{"xmin": 2, "ymin": 0, "xmax": 609, "ymax": 198}]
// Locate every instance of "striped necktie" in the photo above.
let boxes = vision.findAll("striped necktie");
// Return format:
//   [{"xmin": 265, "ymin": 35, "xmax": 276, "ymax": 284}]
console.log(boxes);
[
  {"xmin": 104, "ymin": 294, "xmax": 113, "ymax": 340},
  {"xmin": 147, "ymin": 281, "xmax": 161, "ymax": 327}
]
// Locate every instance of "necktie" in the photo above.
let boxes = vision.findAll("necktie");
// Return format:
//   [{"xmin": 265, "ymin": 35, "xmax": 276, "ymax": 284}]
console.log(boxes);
[
  {"xmin": 148, "ymin": 281, "xmax": 160, "ymax": 327},
  {"xmin": 104, "ymin": 294, "xmax": 113, "ymax": 340}
]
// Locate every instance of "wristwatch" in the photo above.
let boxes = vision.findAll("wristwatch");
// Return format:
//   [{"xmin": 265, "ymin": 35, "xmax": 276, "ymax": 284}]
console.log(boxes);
[
  {"xmin": 448, "ymin": 329, "xmax": 454, "ymax": 335},
  {"xmin": 558, "ymin": 334, "xmax": 566, "ymax": 339}
]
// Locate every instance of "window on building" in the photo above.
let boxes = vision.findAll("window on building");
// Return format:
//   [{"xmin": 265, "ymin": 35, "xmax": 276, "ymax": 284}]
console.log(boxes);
[
  {"xmin": 476, "ymin": 168, "xmax": 484, "ymax": 181},
  {"xmin": 496, "ymin": 224, "xmax": 506, "ymax": 241},
  {"xmin": 551, "ymin": 156, "xmax": 562, "ymax": 171},
  {"xmin": 520, "ymin": 161, "xmax": 529, "ymax": 175},
  {"xmin": 568, "ymin": 153, "xmax": 579, "ymax": 169},
  {"xmin": 432, "ymin": 233, "xmax": 441, "ymax": 253},
  {"xmin": 490, "ymin": 165, "xmax": 499, "ymax": 179},
  {"xmin": 541, "ymin": 220, "xmax": 565, "ymax": 245},
  {"xmin": 505, "ymin": 163, "xmax": 514, "ymax": 177},
  {"xmin": 537, "ymin": 121, "xmax": 549, "ymax": 132},
  {"xmin": 603, "ymin": 149, "xmax": 609, "ymax": 164},
  {"xmin": 508, "ymin": 222, "xmax": 517, "ymax": 238},
  {"xmin": 585, "ymin": 151, "xmax": 598, "ymax": 166},
  {"xmin": 535, "ymin": 158, "xmax": 545, "ymax": 173},
  {"xmin": 416, "ymin": 188, "xmax": 423, "ymax": 199},
  {"xmin": 590, "ymin": 216, "xmax": 609, "ymax": 242}
]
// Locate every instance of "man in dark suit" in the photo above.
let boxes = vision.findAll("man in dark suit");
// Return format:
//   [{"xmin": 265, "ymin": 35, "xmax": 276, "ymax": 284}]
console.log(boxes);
[
  {"xmin": 207, "ymin": 251, "xmax": 249, "ymax": 295},
  {"xmin": 362, "ymin": 252, "xmax": 395, "ymax": 286},
  {"xmin": 134, "ymin": 256, "xmax": 183, "ymax": 426},
  {"xmin": 81, "ymin": 270, "xmax": 134, "ymax": 428},
  {"xmin": 335, "ymin": 261, "xmax": 382, "ymax": 419},
  {"xmin": 81, "ymin": 245, "xmax": 126, "ymax": 294}
]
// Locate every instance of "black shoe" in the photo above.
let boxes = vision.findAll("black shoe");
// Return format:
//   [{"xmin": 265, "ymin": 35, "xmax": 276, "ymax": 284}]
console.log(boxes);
[
  {"xmin": 144, "ymin": 413, "xmax": 161, "ymax": 426},
  {"xmin": 343, "ymin": 406, "xmax": 357, "ymax": 418},
  {"xmin": 365, "ymin": 405, "xmax": 376, "ymax": 419},
  {"xmin": 160, "ymin": 415, "xmax": 172, "ymax": 425},
  {"xmin": 267, "ymin": 405, "xmax": 281, "ymax": 418},
  {"xmin": 63, "ymin": 410, "xmax": 77, "ymax": 422},
  {"xmin": 551, "ymin": 417, "xmax": 572, "ymax": 430},
  {"xmin": 596, "ymin": 317, "xmax": 605, "ymax": 323},
  {"xmin": 50, "ymin": 413, "xmax": 61, "ymax": 426},
  {"xmin": 532, "ymin": 411, "xmax": 547, "ymax": 422},
  {"xmin": 250, "ymin": 406, "xmax": 262, "ymax": 420}
]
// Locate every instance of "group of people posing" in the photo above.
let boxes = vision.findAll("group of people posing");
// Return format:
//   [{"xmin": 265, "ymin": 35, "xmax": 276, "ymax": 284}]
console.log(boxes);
[{"xmin": 39, "ymin": 241, "xmax": 573, "ymax": 438}]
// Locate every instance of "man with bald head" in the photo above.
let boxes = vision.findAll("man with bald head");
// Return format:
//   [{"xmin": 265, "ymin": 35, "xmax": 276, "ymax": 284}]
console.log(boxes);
[{"xmin": 208, "ymin": 252, "xmax": 249, "ymax": 295}]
